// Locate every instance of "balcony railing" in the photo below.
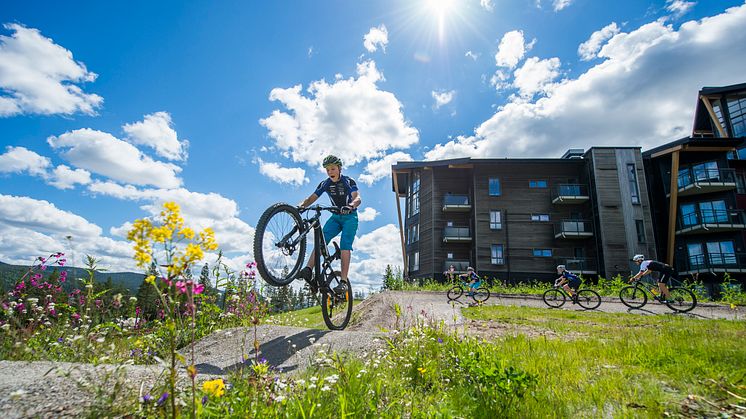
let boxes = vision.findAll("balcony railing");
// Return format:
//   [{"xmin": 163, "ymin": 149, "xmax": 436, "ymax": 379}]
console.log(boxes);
[
  {"xmin": 676, "ymin": 209, "xmax": 746, "ymax": 235},
  {"xmin": 442, "ymin": 194, "xmax": 471, "ymax": 212},
  {"xmin": 554, "ymin": 219, "xmax": 594, "ymax": 239},
  {"xmin": 556, "ymin": 257, "xmax": 597, "ymax": 274},
  {"xmin": 442, "ymin": 260, "xmax": 471, "ymax": 274},
  {"xmin": 442, "ymin": 226, "xmax": 472, "ymax": 243},
  {"xmin": 677, "ymin": 253, "xmax": 746, "ymax": 274},
  {"xmin": 551, "ymin": 184, "xmax": 590, "ymax": 204},
  {"xmin": 675, "ymin": 167, "xmax": 736, "ymax": 197}
]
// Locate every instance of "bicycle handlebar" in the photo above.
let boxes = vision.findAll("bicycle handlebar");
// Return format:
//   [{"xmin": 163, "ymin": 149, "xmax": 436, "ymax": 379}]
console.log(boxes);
[{"xmin": 298, "ymin": 205, "xmax": 342, "ymax": 214}]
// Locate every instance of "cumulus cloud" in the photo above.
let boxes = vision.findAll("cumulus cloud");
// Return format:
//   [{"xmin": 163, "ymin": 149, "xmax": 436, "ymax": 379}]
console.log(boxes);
[
  {"xmin": 359, "ymin": 151, "xmax": 413, "ymax": 186},
  {"xmin": 48, "ymin": 128, "xmax": 182, "ymax": 189},
  {"xmin": 0, "ymin": 146, "xmax": 51, "ymax": 176},
  {"xmin": 512, "ymin": 56, "xmax": 561, "ymax": 98},
  {"xmin": 123, "ymin": 112, "xmax": 189, "ymax": 161},
  {"xmin": 578, "ymin": 22, "xmax": 621, "ymax": 61},
  {"xmin": 465, "ymin": 50, "xmax": 480, "ymax": 61},
  {"xmin": 351, "ymin": 224, "xmax": 402, "ymax": 291},
  {"xmin": 425, "ymin": 4, "xmax": 746, "ymax": 160},
  {"xmin": 48, "ymin": 165, "xmax": 91, "ymax": 189},
  {"xmin": 552, "ymin": 0, "xmax": 573, "ymax": 12},
  {"xmin": 0, "ymin": 194, "xmax": 102, "ymax": 237},
  {"xmin": 495, "ymin": 30, "xmax": 528, "ymax": 69},
  {"xmin": 357, "ymin": 207, "xmax": 380, "ymax": 222},
  {"xmin": 480, "ymin": 0, "xmax": 494, "ymax": 12},
  {"xmin": 363, "ymin": 24, "xmax": 388, "ymax": 53},
  {"xmin": 259, "ymin": 59, "xmax": 418, "ymax": 168},
  {"xmin": 666, "ymin": 0, "xmax": 696, "ymax": 18},
  {"xmin": 0, "ymin": 23, "xmax": 102, "ymax": 117},
  {"xmin": 432, "ymin": 90, "xmax": 455, "ymax": 109},
  {"xmin": 257, "ymin": 159, "xmax": 309, "ymax": 186}
]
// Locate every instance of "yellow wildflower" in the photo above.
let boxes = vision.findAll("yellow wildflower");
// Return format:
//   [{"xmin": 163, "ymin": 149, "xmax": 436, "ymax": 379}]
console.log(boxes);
[
  {"xmin": 199, "ymin": 228, "xmax": 219, "ymax": 251},
  {"xmin": 145, "ymin": 275, "xmax": 156, "ymax": 285},
  {"xmin": 185, "ymin": 243, "xmax": 204, "ymax": 263},
  {"xmin": 202, "ymin": 378, "xmax": 225, "ymax": 397},
  {"xmin": 178, "ymin": 227, "xmax": 195, "ymax": 240},
  {"xmin": 417, "ymin": 367, "xmax": 427, "ymax": 375}
]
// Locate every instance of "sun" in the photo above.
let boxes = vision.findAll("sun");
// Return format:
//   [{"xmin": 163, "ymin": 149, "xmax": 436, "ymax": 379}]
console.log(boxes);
[{"xmin": 423, "ymin": 0, "xmax": 458, "ymax": 41}]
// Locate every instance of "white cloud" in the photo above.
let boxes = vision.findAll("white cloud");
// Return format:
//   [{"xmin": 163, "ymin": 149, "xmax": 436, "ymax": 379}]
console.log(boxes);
[
  {"xmin": 363, "ymin": 24, "xmax": 389, "ymax": 53},
  {"xmin": 431, "ymin": 90, "xmax": 455, "ymax": 109},
  {"xmin": 425, "ymin": 4, "xmax": 746, "ymax": 160},
  {"xmin": 666, "ymin": 0, "xmax": 696, "ymax": 18},
  {"xmin": 465, "ymin": 50, "xmax": 480, "ymax": 61},
  {"xmin": 0, "ymin": 194, "xmax": 102, "ymax": 237},
  {"xmin": 48, "ymin": 165, "xmax": 91, "ymax": 189},
  {"xmin": 359, "ymin": 151, "xmax": 413, "ymax": 186},
  {"xmin": 495, "ymin": 30, "xmax": 527, "ymax": 69},
  {"xmin": 257, "ymin": 159, "xmax": 309, "ymax": 186},
  {"xmin": 123, "ymin": 112, "xmax": 189, "ymax": 161},
  {"xmin": 480, "ymin": 0, "xmax": 494, "ymax": 12},
  {"xmin": 578, "ymin": 22, "xmax": 621, "ymax": 61},
  {"xmin": 512, "ymin": 56, "xmax": 561, "ymax": 98},
  {"xmin": 351, "ymin": 224, "xmax": 402, "ymax": 291},
  {"xmin": 0, "ymin": 23, "xmax": 102, "ymax": 117},
  {"xmin": 552, "ymin": 0, "xmax": 573, "ymax": 12},
  {"xmin": 260, "ymin": 59, "xmax": 418, "ymax": 168},
  {"xmin": 357, "ymin": 207, "xmax": 380, "ymax": 222},
  {"xmin": 48, "ymin": 128, "xmax": 182, "ymax": 189},
  {"xmin": 0, "ymin": 146, "xmax": 51, "ymax": 176}
]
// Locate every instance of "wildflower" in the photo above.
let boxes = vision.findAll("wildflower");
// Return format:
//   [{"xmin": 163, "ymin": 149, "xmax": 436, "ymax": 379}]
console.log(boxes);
[
  {"xmin": 59, "ymin": 271, "xmax": 68, "ymax": 282},
  {"xmin": 1, "ymin": 324, "xmax": 10, "ymax": 331},
  {"xmin": 321, "ymin": 385, "xmax": 331, "ymax": 392},
  {"xmin": 437, "ymin": 338, "xmax": 443, "ymax": 343},
  {"xmin": 202, "ymin": 378, "xmax": 226, "ymax": 397},
  {"xmin": 129, "ymin": 296, "xmax": 137, "ymax": 303},
  {"xmin": 275, "ymin": 395, "xmax": 286, "ymax": 402},
  {"xmin": 201, "ymin": 395, "xmax": 208, "ymax": 405},
  {"xmin": 58, "ymin": 258, "xmax": 66, "ymax": 266},
  {"xmin": 142, "ymin": 394, "xmax": 152, "ymax": 403},
  {"xmin": 417, "ymin": 367, "xmax": 427, "ymax": 375},
  {"xmin": 156, "ymin": 392, "xmax": 169, "ymax": 406}
]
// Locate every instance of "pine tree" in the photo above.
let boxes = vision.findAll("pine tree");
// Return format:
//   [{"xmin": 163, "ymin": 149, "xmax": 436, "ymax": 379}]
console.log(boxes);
[
  {"xmin": 382, "ymin": 264, "xmax": 395, "ymax": 290},
  {"xmin": 136, "ymin": 262, "xmax": 161, "ymax": 320}
]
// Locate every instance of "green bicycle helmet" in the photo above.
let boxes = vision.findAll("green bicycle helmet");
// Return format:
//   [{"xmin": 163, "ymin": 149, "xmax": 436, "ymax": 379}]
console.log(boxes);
[{"xmin": 322, "ymin": 154, "xmax": 343, "ymax": 168}]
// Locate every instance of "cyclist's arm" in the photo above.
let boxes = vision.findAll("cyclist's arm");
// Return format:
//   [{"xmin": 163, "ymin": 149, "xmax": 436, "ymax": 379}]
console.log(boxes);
[
  {"xmin": 348, "ymin": 191, "xmax": 361, "ymax": 209},
  {"xmin": 556, "ymin": 276, "xmax": 567, "ymax": 286},
  {"xmin": 630, "ymin": 269, "xmax": 649, "ymax": 282},
  {"xmin": 299, "ymin": 193, "xmax": 319, "ymax": 209}
]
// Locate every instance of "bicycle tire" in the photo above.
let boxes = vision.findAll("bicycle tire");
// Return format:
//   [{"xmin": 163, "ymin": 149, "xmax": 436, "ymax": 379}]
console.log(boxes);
[
  {"xmin": 542, "ymin": 289, "xmax": 566, "ymax": 308},
  {"xmin": 253, "ymin": 203, "xmax": 307, "ymax": 286},
  {"xmin": 447, "ymin": 286, "xmax": 463, "ymax": 301},
  {"xmin": 619, "ymin": 285, "xmax": 647, "ymax": 309},
  {"xmin": 321, "ymin": 275, "xmax": 353, "ymax": 330},
  {"xmin": 472, "ymin": 287, "xmax": 490, "ymax": 303},
  {"xmin": 665, "ymin": 287, "xmax": 697, "ymax": 313},
  {"xmin": 576, "ymin": 289, "xmax": 601, "ymax": 310}
]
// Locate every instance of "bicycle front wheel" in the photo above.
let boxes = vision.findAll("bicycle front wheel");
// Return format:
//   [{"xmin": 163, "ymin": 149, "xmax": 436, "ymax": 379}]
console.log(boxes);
[
  {"xmin": 542, "ymin": 289, "xmax": 566, "ymax": 308},
  {"xmin": 253, "ymin": 203, "xmax": 306, "ymax": 286},
  {"xmin": 619, "ymin": 285, "xmax": 647, "ymax": 309},
  {"xmin": 447, "ymin": 286, "xmax": 463, "ymax": 301},
  {"xmin": 321, "ymin": 274, "xmax": 353, "ymax": 330},
  {"xmin": 471, "ymin": 287, "xmax": 490, "ymax": 303},
  {"xmin": 576, "ymin": 289, "xmax": 602, "ymax": 310},
  {"xmin": 665, "ymin": 287, "xmax": 697, "ymax": 313}
]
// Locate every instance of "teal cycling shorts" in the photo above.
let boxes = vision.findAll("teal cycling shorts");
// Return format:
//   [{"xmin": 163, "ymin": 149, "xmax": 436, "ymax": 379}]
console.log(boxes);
[{"xmin": 322, "ymin": 212, "xmax": 359, "ymax": 251}]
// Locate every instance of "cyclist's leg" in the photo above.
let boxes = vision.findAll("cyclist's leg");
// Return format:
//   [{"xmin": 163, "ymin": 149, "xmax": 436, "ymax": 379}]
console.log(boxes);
[
  {"xmin": 338, "ymin": 212, "xmax": 358, "ymax": 282},
  {"xmin": 658, "ymin": 270, "xmax": 673, "ymax": 299}
]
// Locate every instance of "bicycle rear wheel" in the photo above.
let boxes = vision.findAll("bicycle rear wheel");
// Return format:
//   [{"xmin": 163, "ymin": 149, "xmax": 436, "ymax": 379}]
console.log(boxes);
[
  {"xmin": 447, "ymin": 286, "xmax": 463, "ymax": 301},
  {"xmin": 619, "ymin": 285, "xmax": 647, "ymax": 309},
  {"xmin": 576, "ymin": 289, "xmax": 601, "ymax": 310},
  {"xmin": 253, "ymin": 203, "xmax": 306, "ymax": 286},
  {"xmin": 471, "ymin": 287, "xmax": 490, "ymax": 303},
  {"xmin": 542, "ymin": 289, "xmax": 566, "ymax": 308},
  {"xmin": 665, "ymin": 287, "xmax": 697, "ymax": 313},
  {"xmin": 321, "ymin": 273, "xmax": 353, "ymax": 330}
]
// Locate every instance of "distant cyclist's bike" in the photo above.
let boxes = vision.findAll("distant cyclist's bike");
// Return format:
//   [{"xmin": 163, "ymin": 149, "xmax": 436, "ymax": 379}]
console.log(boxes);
[
  {"xmin": 619, "ymin": 277, "xmax": 697, "ymax": 313},
  {"xmin": 253, "ymin": 203, "xmax": 353, "ymax": 330},
  {"xmin": 543, "ymin": 283, "xmax": 602, "ymax": 310},
  {"xmin": 447, "ymin": 278, "xmax": 490, "ymax": 304}
]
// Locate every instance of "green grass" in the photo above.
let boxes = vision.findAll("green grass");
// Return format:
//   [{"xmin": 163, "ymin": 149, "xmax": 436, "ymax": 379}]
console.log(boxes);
[{"xmin": 265, "ymin": 301, "xmax": 362, "ymax": 329}]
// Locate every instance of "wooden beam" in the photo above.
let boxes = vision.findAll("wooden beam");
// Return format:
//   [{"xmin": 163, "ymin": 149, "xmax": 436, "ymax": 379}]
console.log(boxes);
[
  {"xmin": 682, "ymin": 146, "xmax": 737, "ymax": 153},
  {"xmin": 667, "ymin": 151, "xmax": 680, "ymax": 266},
  {"xmin": 700, "ymin": 96, "xmax": 728, "ymax": 138},
  {"xmin": 447, "ymin": 164, "xmax": 474, "ymax": 169},
  {"xmin": 392, "ymin": 169, "xmax": 408, "ymax": 278},
  {"xmin": 650, "ymin": 145, "xmax": 683, "ymax": 159}
]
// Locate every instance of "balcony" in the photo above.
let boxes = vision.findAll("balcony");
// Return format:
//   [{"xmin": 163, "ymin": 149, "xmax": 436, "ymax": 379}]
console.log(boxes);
[
  {"xmin": 556, "ymin": 258, "xmax": 597, "ymax": 275},
  {"xmin": 676, "ymin": 209, "xmax": 746, "ymax": 235},
  {"xmin": 675, "ymin": 167, "xmax": 736, "ymax": 197},
  {"xmin": 554, "ymin": 219, "xmax": 594, "ymax": 239},
  {"xmin": 442, "ymin": 227, "xmax": 472, "ymax": 243},
  {"xmin": 678, "ymin": 253, "xmax": 746, "ymax": 275},
  {"xmin": 442, "ymin": 194, "xmax": 471, "ymax": 212},
  {"xmin": 442, "ymin": 260, "xmax": 471, "ymax": 274},
  {"xmin": 551, "ymin": 184, "xmax": 589, "ymax": 204}
]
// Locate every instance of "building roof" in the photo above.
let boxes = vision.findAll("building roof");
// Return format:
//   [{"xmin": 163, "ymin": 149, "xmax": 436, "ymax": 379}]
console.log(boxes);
[{"xmin": 642, "ymin": 136, "xmax": 743, "ymax": 158}]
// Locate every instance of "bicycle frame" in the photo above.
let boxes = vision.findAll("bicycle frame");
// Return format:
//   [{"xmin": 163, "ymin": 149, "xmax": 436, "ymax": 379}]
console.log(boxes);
[{"xmin": 299, "ymin": 207, "xmax": 341, "ymax": 294}]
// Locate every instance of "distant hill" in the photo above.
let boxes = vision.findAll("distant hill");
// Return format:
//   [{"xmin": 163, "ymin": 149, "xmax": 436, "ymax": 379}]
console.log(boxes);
[{"xmin": 0, "ymin": 261, "xmax": 145, "ymax": 294}]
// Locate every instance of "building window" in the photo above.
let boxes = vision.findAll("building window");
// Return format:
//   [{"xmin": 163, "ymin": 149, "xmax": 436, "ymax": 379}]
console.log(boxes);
[
  {"xmin": 407, "ymin": 224, "xmax": 419, "ymax": 244},
  {"xmin": 490, "ymin": 210, "xmax": 502, "ymax": 230},
  {"xmin": 627, "ymin": 163, "xmax": 641, "ymax": 204},
  {"xmin": 447, "ymin": 252, "xmax": 453, "ymax": 259},
  {"xmin": 635, "ymin": 219, "xmax": 646, "ymax": 243},
  {"xmin": 533, "ymin": 248, "xmax": 552, "ymax": 257},
  {"xmin": 491, "ymin": 244, "xmax": 504, "ymax": 265},
  {"xmin": 408, "ymin": 172, "xmax": 420, "ymax": 217},
  {"xmin": 409, "ymin": 252, "xmax": 419, "ymax": 272},
  {"xmin": 737, "ymin": 173, "xmax": 746, "ymax": 194},
  {"xmin": 529, "ymin": 180, "xmax": 548, "ymax": 188},
  {"xmin": 727, "ymin": 96, "xmax": 746, "ymax": 138},
  {"xmin": 707, "ymin": 241, "xmax": 736, "ymax": 265},
  {"xmin": 531, "ymin": 214, "xmax": 550, "ymax": 222},
  {"xmin": 489, "ymin": 177, "xmax": 501, "ymax": 196}
]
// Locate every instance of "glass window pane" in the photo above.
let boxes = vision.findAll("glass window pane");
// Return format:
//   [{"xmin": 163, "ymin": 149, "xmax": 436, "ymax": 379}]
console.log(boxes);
[{"xmin": 489, "ymin": 178, "xmax": 501, "ymax": 196}]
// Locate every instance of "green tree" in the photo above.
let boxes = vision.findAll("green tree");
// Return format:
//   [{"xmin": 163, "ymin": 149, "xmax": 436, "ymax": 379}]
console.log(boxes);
[{"xmin": 136, "ymin": 262, "xmax": 161, "ymax": 320}]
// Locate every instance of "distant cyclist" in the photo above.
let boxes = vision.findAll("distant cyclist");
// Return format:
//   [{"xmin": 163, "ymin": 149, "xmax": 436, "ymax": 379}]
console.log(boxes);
[
  {"xmin": 443, "ymin": 264, "xmax": 457, "ymax": 283},
  {"xmin": 555, "ymin": 265, "xmax": 581, "ymax": 304},
  {"xmin": 629, "ymin": 254, "xmax": 674, "ymax": 303},
  {"xmin": 295, "ymin": 155, "xmax": 361, "ymax": 294},
  {"xmin": 459, "ymin": 267, "xmax": 480, "ymax": 295}
]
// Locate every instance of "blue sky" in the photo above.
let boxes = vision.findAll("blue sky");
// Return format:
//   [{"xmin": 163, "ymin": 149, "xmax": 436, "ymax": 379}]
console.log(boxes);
[{"xmin": 1, "ymin": 0, "xmax": 745, "ymax": 291}]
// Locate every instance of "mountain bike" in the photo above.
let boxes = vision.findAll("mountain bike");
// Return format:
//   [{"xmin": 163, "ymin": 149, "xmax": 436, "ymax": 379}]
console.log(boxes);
[
  {"xmin": 253, "ymin": 203, "xmax": 353, "ymax": 330},
  {"xmin": 447, "ymin": 278, "xmax": 490, "ymax": 304},
  {"xmin": 542, "ymin": 283, "xmax": 602, "ymax": 310},
  {"xmin": 619, "ymin": 276, "xmax": 697, "ymax": 313}
]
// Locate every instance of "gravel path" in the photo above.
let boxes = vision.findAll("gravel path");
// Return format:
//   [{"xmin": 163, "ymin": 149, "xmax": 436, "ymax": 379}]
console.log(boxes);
[{"xmin": 1, "ymin": 291, "xmax": 741, "ymax": 417}]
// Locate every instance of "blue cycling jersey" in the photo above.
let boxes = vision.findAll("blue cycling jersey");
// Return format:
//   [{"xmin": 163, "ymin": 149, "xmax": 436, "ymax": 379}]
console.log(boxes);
[{"xmin": 313, "ymin": 175, "xmax": 358, "ymax": 210}]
